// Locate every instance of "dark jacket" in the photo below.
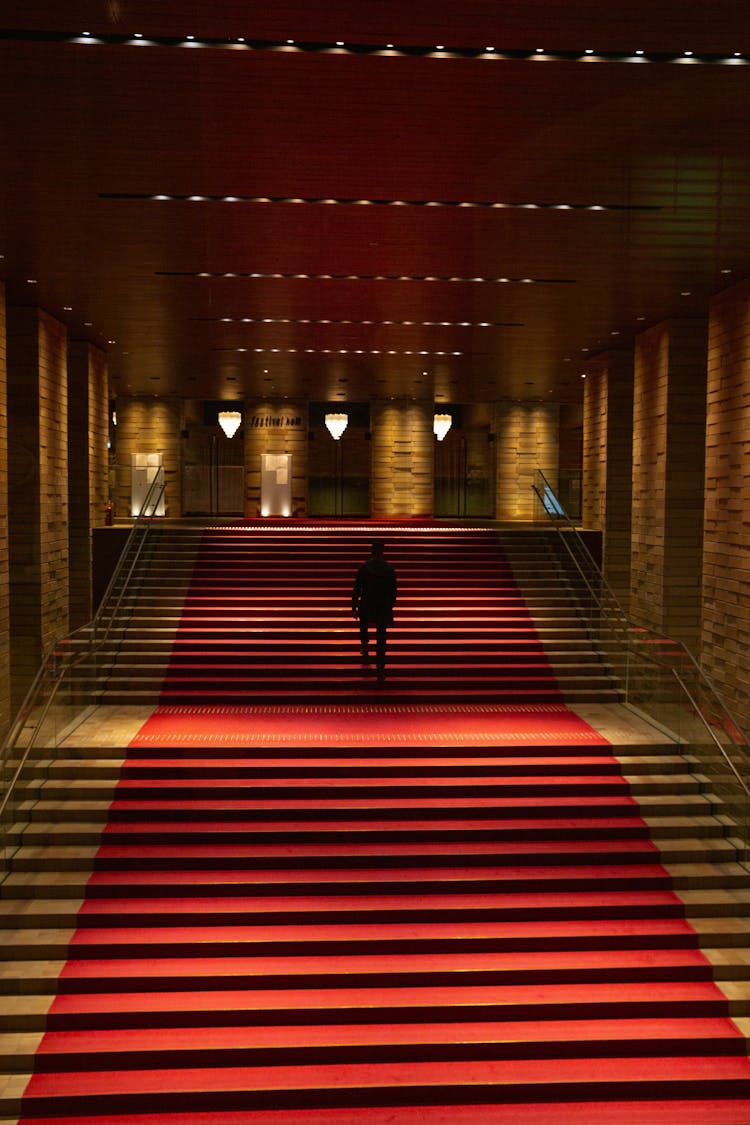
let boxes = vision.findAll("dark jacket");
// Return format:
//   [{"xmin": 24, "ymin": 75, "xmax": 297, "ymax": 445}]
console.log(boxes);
[{"xmin": 352, "ymin": 556, "xmax": 397, "ymax": 624}]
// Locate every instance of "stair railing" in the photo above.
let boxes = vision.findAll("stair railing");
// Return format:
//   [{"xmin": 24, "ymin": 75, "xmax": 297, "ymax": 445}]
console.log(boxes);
[
  {"xmin": 532, "ymin": 468, "xmax": 750, "ymax": 840},
  {"xmin": 0, "ymin": 470, "xmax": 166, "ymax": 872}
]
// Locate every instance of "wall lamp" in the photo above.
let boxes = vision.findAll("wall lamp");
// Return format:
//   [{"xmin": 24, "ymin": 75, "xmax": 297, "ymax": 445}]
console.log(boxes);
[
  {"xmin": 218, "ymin": 409, "xmax": 242, "ymax": 438},
  {"xmin": 433, "ymin": 413, "xmax": 453, "ymax": 441},
  {"xmin": 325, "ymin": 412, "xmax": 349, "ymax": 440}
]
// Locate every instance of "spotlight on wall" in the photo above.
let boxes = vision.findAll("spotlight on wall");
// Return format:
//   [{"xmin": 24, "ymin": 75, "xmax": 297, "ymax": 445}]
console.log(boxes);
[
  {"xmin": 433, "ymin": 413, "xmax": 453, "ymax": 441},
  {"xmin": 325, "ymin": 412, "xmax": 349, "ymax": 440},
  {"xmin": 218, "ymin": 409, "xmax": 242, "ymax": 438}
]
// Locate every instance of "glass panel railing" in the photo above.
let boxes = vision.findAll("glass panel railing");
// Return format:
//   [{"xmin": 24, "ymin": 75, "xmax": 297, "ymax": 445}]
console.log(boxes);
[
  {"xmin": 0, "ymin": 469, "xmax": 166, "ymax": 873},
  {"xmin": 532, "ymin": 468, "xmax": 750, "ymax": 841}
]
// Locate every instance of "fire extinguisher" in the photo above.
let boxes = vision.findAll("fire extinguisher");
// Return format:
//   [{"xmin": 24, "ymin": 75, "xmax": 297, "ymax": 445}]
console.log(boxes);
[{"xmin": 105, "ymin": 500, "xmax": 114, "ymax": 526}]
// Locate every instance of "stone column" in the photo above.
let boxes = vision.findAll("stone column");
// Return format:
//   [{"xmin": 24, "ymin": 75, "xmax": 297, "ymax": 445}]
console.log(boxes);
[
  {"xmin": 7, "ymin": 307, "xmax": 69, "ymax": 706},
  {"xmin": 582, "ymin": 350, "xmax": 634, "ymax": 608},
  {"xmin": 702, "ymin": 279, "xmax": 750, "ymax": 728},
  {"xmin": 0, "ymin": 286, "xmax": 9, "ymax": 734},
  {"xmin": 370, "ymin": 399, "xmax": 433, "ymax": 518},
  {"xmin": 244, "ymin": 401, "xmax": 308, "ymax": 517},
  {"xmin": 495, "ymin": 402, "xmax": 559, "ymax": 521},
  {"xmin": 68, "ymin": 342, "xmax": 109, "ymax": 628},
  {"xmin": 114, "ymin": 396, "xmax": 182, "ymax": 518},
  {"xmin": 630, "ymin": 319, "xmax": 707, "ymax": 651}
]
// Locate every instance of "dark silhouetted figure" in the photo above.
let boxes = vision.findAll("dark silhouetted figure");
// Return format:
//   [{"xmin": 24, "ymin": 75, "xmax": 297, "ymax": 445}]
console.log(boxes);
[{"xmin": 352, "ymin": 540, "xmax": 397, "ymax": 681}]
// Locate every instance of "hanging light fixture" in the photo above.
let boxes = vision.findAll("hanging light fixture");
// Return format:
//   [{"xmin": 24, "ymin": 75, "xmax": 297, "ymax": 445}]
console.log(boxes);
[
  {"xmin": 433, "ymin": 413, "xmax": 452, "ymax": 441},
  {"xmin": 325, "ymin": 412, "xmax": 349, "ymax": 440},
  {"xmin": 218, "ymin": 409, "xmax": 242, "ymax": 438}
]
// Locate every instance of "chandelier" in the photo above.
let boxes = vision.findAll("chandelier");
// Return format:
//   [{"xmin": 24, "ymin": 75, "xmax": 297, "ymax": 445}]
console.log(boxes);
[
  {"xmin": 433, "ymin": 413, "xmax": 452, "ymax": 441},
  {"xmin": 325, "ymin": 412, "xmax": 349, "ymax": 440},
  {"xmin": 218, "ymin": 410, "xmax": 242, "ymax": 438}
]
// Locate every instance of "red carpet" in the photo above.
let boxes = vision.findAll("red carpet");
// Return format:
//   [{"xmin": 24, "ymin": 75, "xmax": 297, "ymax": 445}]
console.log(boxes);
[
  {"xmin": 130, "ymin": 702, "xmax": 610, "ymax": 747},
  {"xmin": 153, "ymin": 525, "xmax": 579, "ymax": 705},
  {"xmin": 18, "ymin": 524, "xmax": 750, "ymax": 1120}
]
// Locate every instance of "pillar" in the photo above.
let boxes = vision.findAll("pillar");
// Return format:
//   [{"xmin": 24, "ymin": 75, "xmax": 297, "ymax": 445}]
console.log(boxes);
[
  {"xmin": 7, "ymin": 307, "xmax": 69, "ymax": 706},
  {"xmin": 582, "ymin": 350, "xmax": 634, "ymax": 609},
  {"xmin": 114, "ymin": 396, "xmax": 182, "ymax": 518},
  {"xmin": 702, "ymin": 279, "xmax": 750, "ymax": 729},
  {"xmin": 630, "ymin": 319, "xmax": 707, "ymax": 651},
  {"xmin": 244, "ymin": 401, "xmax": 308, "ymax": 517},
  {"xmin": 68, "ymin": 342, "xmax": 109, "ymax": 628},
  {"xmin": 495, "ymin": 402, "xmax": 559, "ymax": 521},
  {"xmin": 0, "ymin": 285, "xmax": 9, "ymax": 734},
  {"xmin": 370, "ymin": 399, "xmax": 433, "ymax": 518}
]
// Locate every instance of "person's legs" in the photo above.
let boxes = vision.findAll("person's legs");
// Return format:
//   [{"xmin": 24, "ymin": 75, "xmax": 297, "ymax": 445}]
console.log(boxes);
[
  {"xmin": 375, "ymin": 621, "xmax": 387, "ymax": 673},
  {"xmin": 359, "ymin": 617, "xmax": 370, "ymax": 657}
]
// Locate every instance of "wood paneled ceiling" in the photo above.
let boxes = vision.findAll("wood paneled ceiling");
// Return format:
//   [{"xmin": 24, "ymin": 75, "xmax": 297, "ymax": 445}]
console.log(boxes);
[{"xmin": 1, "ymin": 1, "xmax": 750, "ymax": 407}]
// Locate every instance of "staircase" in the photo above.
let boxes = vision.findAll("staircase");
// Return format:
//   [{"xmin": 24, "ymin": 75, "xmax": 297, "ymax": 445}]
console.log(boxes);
[
  {"xmin": 85, "ymin": 522, "xmax": 622, "ymax": 705},
  {"xmin": 4, "ymin": 520, "xmax": 750, "ymax": 1121},
  {"xmin": 4, "ymin": 734, "xmax": 750, "ymax": 1120}
]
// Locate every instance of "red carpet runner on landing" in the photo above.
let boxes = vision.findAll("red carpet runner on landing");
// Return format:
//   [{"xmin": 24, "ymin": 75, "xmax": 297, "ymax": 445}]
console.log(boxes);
[
  {"xmin": 131, "ymin": 702, "xmax": 608, "ymax": 747},
  {"xmin": 19, "ymin": 523, "xmax": 750, "ymax": 1121}
]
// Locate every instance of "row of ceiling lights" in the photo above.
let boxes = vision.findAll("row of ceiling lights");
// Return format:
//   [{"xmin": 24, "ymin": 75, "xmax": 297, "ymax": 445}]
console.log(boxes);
[
  {"xmin": 6, "ymin": 32, "xmax": 730, "ymax": 64},
  {"xmin": 104, "ymin": 193, "xmax": 652, "ymax": 213},
  {"xmin": 199, "ymin": 317, "xmax": 520, "ymax": 327},
  {"xmin": 225, "ymin": 347, "xmax": 464, "ymax": 356},
  {"xmin": 165, "ymin": 271, "xmax": 571, "ymax": 284}
]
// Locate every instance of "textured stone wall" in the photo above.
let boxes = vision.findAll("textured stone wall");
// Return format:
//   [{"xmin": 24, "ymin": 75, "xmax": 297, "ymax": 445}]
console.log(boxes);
[
  {"xmin": 702, "ymin": 279, "xmax": 750, "ymax": 728},
  {"xmin": 7, "ymin": 307, "xmax": 70, "ymax": 704},
  {"xmin": 68, "ymin": 342, "xmax": 109, "ymax": 628},
  {"xmin": 114, "ymin": 396, "xmax": 182, "ymax": 518},
  {"xmin": 244, "ymin": 401, "xmax": 309, "ymax": 516},
  {"xmin": 631, "ymin": 320, "xmax": 707, "ymax": 651},
  {"xmin": 495, "ymin": 402, "xmax": 559, "ymax": 521},
  {"xmin": 582, "ymin": 351, "xmax": 634, "ymax": 609},
  {"xmin": 0, "ymin": 286, "xmax": 9, "ymax": 734},
  {"xmin": 371, "ymin": 400, "xmax": 434, "ymax": 518}
]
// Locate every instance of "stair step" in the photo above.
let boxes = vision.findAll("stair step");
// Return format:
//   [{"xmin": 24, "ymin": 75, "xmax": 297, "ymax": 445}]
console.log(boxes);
[{"xmin": 3, "ymin": 1017, "xmax": 746, "ymax": 1074}]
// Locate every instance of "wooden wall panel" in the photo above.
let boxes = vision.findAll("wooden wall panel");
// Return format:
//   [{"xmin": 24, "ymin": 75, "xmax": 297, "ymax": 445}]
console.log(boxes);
[
  {"xmin": 582, "ymin": 351, "xmax": 634, "ymax": 608},
  {"xmin": 243, "ymin": 401, "xmax": 309, "ymax": 516},
  {"xmin": 114, "ymin": 396, "xmax": 182, "ymax": 518},
  {"xmin": 703, "ymin": 280, "xmax": 750, "ymax": 728},
  {"xmin": 7, "ymin": 307, "xmax": 70, "ymax": 705},
  {"xmin": 371, "ymin": 400, "xmax": 433, "ymax": 518},
  {"xmin": 631, "ymin": 320, "xmax": 706, "ymax": 650},
  {"xmin": 68, "ymin": 342, "xmax": 109, "ymax": 628},
  {"xmin": 0, "ymin": 286, "xmax": 9, "ymax": 734},
  {"xmin": 495, "ymin": 402, "xmax": 559, "ymax": 521}
]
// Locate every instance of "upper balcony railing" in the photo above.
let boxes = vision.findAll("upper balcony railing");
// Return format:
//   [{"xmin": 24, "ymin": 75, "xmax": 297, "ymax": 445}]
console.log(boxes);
[
  {"xmin": 532, "ymin": 468, "xmax": 750, "ymax": 841},
  {"xmin": 0, "ymin": 469, "xmax": 166, "ymax": 872}
]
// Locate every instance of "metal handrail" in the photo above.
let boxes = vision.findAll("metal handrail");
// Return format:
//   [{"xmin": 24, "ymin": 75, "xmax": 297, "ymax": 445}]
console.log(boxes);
[
  {"xmin": 0, "ymin": 471, "xmax": 166, "ymax": 823},
  {"xmin": 673, "ymin": 667, "xmax": 750, "ymax": 802},
  {"xmin": 532, "ymin": 468, "xmax": 750, "ymax": 779}
]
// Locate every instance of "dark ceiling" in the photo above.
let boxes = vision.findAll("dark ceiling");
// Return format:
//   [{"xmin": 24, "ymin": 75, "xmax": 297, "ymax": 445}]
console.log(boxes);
[{"xmin": 1, "ymin": 1, "xmax": 750, "ymax": 407}]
